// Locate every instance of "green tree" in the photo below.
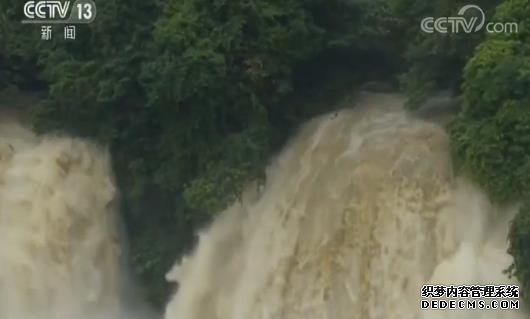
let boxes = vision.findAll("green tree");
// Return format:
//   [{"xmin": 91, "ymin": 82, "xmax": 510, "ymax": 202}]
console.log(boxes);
[{"xmin": 448, "ymin": 0, "xmax": 530, "ymax": 301}]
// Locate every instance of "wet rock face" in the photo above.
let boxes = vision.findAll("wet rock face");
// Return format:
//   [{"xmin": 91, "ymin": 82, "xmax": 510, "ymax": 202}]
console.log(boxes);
[
  {"xmin": 360, "ymin": 81, "xmax": 396, "ymax": 93},
  {"xmin": 412, "ymin": 91, "xmax": 462, "ymax": 125}
]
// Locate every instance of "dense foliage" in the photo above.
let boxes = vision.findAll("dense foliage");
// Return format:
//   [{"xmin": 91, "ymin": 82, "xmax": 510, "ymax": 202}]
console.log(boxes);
[
  {"xmin": 508, "ymin": 203, "xmax": 530, "ymax": 303},
  {"xmin": 446, "ymin": 0, "xmax": 530, "ymax": 301},
  {"xmin": 393, "ymin": 0, "xmax": 502, "ymax": 109}
]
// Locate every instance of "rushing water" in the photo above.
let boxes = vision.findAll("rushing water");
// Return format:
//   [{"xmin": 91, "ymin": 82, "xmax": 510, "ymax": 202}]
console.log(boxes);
[
  {"xmin": 164, "ymin": 93, "xmax": 525, "ymax": 319},
  {"xmin": 0, "ymin": 121, "xmax": 145, "ymax": 319},
  {"xmin": 0, "ymin": 93, "xmax": 525, "ymax": 319}
]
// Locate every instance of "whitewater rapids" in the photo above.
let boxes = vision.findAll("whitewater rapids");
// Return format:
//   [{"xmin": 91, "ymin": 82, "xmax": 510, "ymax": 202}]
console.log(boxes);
[
  {"xmin": 0, "ymin": 121, "xmax": 133, "ymax": 319},
  {"xmin": 164, "ymin": 93, "xmax": 525, "ymax": 319}
]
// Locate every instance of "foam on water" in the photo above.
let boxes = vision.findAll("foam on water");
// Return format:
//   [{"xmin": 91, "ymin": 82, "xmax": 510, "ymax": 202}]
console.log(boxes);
[
  {"xmin": 164, "ymin": 93, "xmax": 525, "ymax": 319},
  {"xmin": 0, "ymin": 122, "xmax": 131, "ymax": 319}
]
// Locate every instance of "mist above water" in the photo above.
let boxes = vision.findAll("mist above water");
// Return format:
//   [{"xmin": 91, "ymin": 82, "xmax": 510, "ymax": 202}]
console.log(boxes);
[
  {"xmin": 0, "ymin": 121, "xmax": 148, "ymax": 319},
  {"xmin": 164, "ymin": 93, "xmax": 525, "ymax": 319}
]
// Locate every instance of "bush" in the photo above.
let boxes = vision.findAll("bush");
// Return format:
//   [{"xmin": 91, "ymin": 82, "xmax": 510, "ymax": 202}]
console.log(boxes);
[
  {"xmin": 394, "ymin": 0, "xmax": 502, "ymax": 109},
  {"xmin": 507, "ymin": 203, "xmax": 530, "ymax": 303},
  {"xmin": 448, "ymin": 0, "xmax": 530, "ymax": 302}
]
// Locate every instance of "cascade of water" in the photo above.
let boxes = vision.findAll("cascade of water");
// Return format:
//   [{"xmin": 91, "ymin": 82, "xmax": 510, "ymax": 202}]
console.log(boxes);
[{"xmin": 164, "ymin": 94, "xmax": 524, "ymax": 319}]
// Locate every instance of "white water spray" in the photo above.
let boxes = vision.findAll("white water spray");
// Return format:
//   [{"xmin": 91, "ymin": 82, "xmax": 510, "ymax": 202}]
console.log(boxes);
[
  {"xmin": 164, "ymin": 93, "xmax": 525, "ymax": 319},
  {"xmin": 0, "ymin": 120, "xmax": 130, "ymax": 319}
]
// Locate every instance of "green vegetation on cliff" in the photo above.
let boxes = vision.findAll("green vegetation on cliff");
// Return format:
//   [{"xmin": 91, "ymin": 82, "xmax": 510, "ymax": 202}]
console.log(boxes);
[{"xmin": 448, "ymin": 0, "xmax": 530, "ymax": 300}]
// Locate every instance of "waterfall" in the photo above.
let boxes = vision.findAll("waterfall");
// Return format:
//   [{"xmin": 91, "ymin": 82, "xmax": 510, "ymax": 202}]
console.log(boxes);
[
  {"xmin": 0, "ymin": 93, "xmax": 524, "ymax": 319},
  {"xmin": 0, "ymin": 121, "xmax": 136, "ymax": 319},
  {"xmin": 164, "ymin": 93, "xmax": 525, "ymax": 319}
]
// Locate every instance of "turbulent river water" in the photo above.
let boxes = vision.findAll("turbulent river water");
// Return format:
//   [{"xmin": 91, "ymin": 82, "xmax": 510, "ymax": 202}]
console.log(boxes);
[
  {"xmin": 0, "ymin": 93, "xmax": 525, "ymax": 319},
  {"xmin": 0, "ymin": 120, "xmax": 148, "ymax": 319}
]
